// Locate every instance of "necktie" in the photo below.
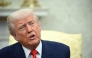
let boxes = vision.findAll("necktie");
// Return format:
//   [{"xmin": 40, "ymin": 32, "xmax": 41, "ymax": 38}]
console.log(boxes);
[{"xmin": 30, "ymin": 50, "xmax": 38, "ymax": 58}]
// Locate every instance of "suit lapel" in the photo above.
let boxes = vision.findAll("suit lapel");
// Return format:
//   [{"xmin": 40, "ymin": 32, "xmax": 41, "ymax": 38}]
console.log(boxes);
[
  {"xmin": 13, "ymin": 41, "xmax": 52, "ymax": 58},
  {"xmin": 41, "ymin": 40, "xmax": 52, "ymax": 58},
  {"xmin": 14, "ymin": 42, "xmax": 26, "ymax": 58}
]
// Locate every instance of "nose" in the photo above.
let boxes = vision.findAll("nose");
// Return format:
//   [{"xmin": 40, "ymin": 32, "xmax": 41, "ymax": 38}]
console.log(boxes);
[{"xmin": 26, "ymin": 24, "xmax": 32, "ymax": 34}]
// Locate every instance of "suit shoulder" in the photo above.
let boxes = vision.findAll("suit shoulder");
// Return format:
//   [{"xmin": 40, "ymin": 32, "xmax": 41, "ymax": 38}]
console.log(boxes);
[
  {"xmin": 42, "ymin": 40, "xmax": 69, "ymax": 50},
  {"xmin": 42, "ymin": 40, "xmax": 70, "ymax": 58},
  {"xmin": 0, "ymin": 42, "xmax": 18, "ymax": 54}
]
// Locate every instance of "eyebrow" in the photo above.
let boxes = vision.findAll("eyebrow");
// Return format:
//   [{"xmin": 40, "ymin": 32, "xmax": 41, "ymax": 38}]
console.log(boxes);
[
  {"xmin": 18, "ymin": 23, "xmax": 25, "ymax": 28},
  {"xmin": 28, "ymin": 20, "xmax": 34, "ymax": 23}
]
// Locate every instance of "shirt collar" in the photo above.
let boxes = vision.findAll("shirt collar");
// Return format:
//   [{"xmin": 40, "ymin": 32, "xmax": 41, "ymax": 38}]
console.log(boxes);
[{"xmin": 22, "ymin": 41, "xmax": 42, "ymax": 58}]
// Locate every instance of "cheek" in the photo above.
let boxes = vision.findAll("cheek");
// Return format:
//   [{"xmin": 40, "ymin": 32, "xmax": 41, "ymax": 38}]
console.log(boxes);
[
  {"xmin": 36, "ymin": 26, "xmax": 41, "ymax": 33},
  {"xmin": 36, "ymin": 26, "xmax": 41, "ymax": 37},
  {"xmin": 33, "ymin": 25, "xmax": 41, "ymax": 35},
  {"xmin": 16, "ymin": 31, "xmax": 28, "ymax": 42},
  {"xmin": 18, "ymin": 31, "xmax": 27, "ymax": 38}
]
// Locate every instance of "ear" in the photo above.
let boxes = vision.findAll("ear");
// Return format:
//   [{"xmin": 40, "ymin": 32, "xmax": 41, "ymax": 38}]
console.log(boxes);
[
  {"xmin": 12, "ymin": 34, "xmax": 19, "ymax": 41},
  {"xmin": 38, "ymin": 23, "xmax": 41, "ymax": 31}
]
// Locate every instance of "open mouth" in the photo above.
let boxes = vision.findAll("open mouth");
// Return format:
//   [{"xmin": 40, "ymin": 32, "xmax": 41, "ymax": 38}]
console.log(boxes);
[{"xmin": 29, "ymin": 34, "xmax": 35, "ymax": 39}]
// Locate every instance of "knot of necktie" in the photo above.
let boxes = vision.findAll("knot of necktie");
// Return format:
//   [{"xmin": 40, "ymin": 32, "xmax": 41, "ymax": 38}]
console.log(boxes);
[{"xmin": 30, "ymin": 50, "xmax": 38, "ymax": 58}]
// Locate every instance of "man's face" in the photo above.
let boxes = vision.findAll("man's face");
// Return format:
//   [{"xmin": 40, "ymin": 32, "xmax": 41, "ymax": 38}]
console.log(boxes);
[{"xmin": 13, "ymin": 14, "xmax": 41, "ymax": 48}]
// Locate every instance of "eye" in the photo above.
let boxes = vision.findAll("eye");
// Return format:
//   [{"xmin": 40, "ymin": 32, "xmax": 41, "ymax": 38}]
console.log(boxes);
[
  {"xmin": 19, "ymin": 25, "xmax": 25, "ymax": 30},
  {"xmin": 31, "ymin": 22, "xmax": 34, "ymax": 25},
  {"xmin": 29, "ymin": 22, "xmax": 34, "ymax": 26}
]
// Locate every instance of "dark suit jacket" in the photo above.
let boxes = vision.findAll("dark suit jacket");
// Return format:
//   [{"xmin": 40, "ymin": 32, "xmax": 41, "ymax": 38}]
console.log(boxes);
[{"xmin": 0, "ymin": 40, "xmax": 70, "ymax": 58}]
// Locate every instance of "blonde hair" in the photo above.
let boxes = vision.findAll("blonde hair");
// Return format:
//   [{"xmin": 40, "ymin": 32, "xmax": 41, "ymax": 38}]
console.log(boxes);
[{"xmin": 7, "ymin": 8, "xmax": 38, "ymax": 34}]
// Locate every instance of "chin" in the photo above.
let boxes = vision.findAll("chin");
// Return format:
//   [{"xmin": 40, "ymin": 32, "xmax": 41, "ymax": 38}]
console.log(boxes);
[{"xmin": 28, "ymin": 39, "xmax": 40, "ymax": 46}]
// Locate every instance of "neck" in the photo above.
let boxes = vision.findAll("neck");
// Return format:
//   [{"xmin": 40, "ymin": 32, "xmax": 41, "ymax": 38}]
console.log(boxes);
[{"xmin": 23, "ymin": 42, "xmax": 40, "ymax": 50}]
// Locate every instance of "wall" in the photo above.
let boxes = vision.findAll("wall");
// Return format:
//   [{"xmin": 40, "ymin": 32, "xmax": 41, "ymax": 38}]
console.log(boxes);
[
  {"xmin": 0, "ymin": 17, "xmax": 9, "ymax": 49},
  {"xmin": 0, "ymin": 0, "xmax": 92, "ymax": 58},
  {"xmin": 39, "ymin": 0, "xmax": 92, "ymax": 58}
]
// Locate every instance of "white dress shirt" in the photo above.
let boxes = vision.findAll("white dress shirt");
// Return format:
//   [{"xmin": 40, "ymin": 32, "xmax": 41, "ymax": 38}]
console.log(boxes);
[{"xmin": 22, "ymin": 41, "xmax": 42, "ymax": 58}]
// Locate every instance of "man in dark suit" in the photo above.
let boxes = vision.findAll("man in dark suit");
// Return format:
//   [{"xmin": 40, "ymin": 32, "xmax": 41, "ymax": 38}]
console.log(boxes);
[{"xmin": 0, "ymin": 8, "xmax": 70, "ymax": 58}]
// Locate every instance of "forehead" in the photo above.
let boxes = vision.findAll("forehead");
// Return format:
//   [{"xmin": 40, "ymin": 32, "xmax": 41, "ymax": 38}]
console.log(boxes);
[{"xmin": 14, "ymin": 14, "xmax": 37, "ymax": 24}]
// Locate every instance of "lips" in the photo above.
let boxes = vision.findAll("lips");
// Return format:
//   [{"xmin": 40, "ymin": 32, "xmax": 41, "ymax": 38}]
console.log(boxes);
[{"xmin": 29, "ymin": 34, "xmax": 35, "ymax": 39}]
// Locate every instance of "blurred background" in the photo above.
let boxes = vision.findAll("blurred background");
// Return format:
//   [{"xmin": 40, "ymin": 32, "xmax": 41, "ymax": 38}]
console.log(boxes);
[{"xmin": 0, "ymin": 0, "xmax": 92, "ymax": 58}]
